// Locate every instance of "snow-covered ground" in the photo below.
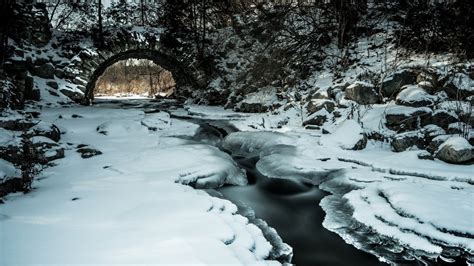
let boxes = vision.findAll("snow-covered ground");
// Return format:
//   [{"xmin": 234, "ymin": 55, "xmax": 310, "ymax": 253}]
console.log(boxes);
[
  {"xmin": 185, "ymin": 104, "xmax": 474, "ymax": 264},
  {"xmin": 1, "ymin": 102, "xmax": 473, "ymax": 265},
  {"xmin": 0, "ymin": 104, "xmax": 283, "ymax": 265}
]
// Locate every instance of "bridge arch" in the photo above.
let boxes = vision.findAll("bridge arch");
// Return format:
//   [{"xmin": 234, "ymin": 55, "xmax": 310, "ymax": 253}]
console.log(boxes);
[{"xmin": 83, "ymin": 49, "xmax": 195, "ymax": 102}]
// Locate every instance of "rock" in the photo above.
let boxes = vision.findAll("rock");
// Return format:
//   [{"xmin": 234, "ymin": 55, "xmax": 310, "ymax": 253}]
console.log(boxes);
[
  {"xmin": 77, "ymin": 147, "xmax": 103, "ymax": 159},
  {"xmin": 345, "ymin": 81, "xmax": 379, "ymax": 104},
  {"xmin": 422, "ymin": 124, "xmax": 446, "ymax": 142},
  {"xmin": 60, "ymin": 88, "xmax": 84, "ymax": 102},
  {"xmin": 30, "ymin": 136, "xmax": 65, "ymax": 164},
  {"xmin": 0, "ymin": 178, "xmax": 24, "ymax": 198},
  {"xmin": 427, "ymin": 135, "xmax": 450, "ymax": 154},
  {"xmin": 29, "ymin": 89, "xmax": 41, "ymax": 101},
  {"xmin": 395, "ymin": 85, "xmax": 435, "ymax": 107},
  {"xmin": 31, "ymin": 63, "xmax": 55, "ymax": 79},
  {"xmin": 28, "ymin": 122, "xmax": 61, "ymax": 142},
  {"xmin": 0, "ymin": 119, "xmax": 35, "ymax": 131},
  {"xmin": 238, "ymin": 102, "xmax": 270, "ymax": 113},
  {"xmin": 33, "ymin": 57, "xmax": 49, "ymax": 66},
  {"xmin": 391, "ymin": 131, "xmax": 426, "ymax": 152},
  {"xmin": 303, "ymin": 111, "xmax": 328, "ymax": 127},
  {"xmin": 308, "ymin": 89, "xmax": 329, "ymax": 100},
  {"xmin": 353, "ymin": 134, "xmax": 368, "ymax": 150},
  {"xmin": 0, "ymin": 144, "xmax": 21, "ymax": 164},
  {"xmin": 385, "ymin": 106, "xmax": 432, "ymax": 132},
  {"xmin": 435, "ymin": 137, "xmax": 473, "ymax": 164},
  {"xmin": 447, "ymin": 122, "xmax": 469, "ymax": 135},
  {"xmin": 54, "ymin": 68, "xmax": 65, "ymax": 79},
  {"xmin": 46, "ymin": 81, "xmax": 58, "ymax": 90},
  {"xmin": 417, "ymin": 81, "xmax": 435, "ymax": 93},
  {"xmin": 417, "ymin": 71, "xmax": 437, "ymax": 84},
  {"xmin": 417, "ymin": 151, "xmax": 434, "ymax": 160},
  {"xmin": 306, "ymin": 99, "xmax": 336, "ymax": 114},
  {"xmin": 431, "ymin": 109, "xmax": 459, "ymax": 129},
  {"xmin": 381, "ymin": 69, "xmax": 417, "ymax": 98},
  {"xmin": 442, "ymin": 73, "xmax": 474, "ymax": 100},
  {"xmin": 72, "ymin": 77, "xmax": 87, "ymax": 86}
]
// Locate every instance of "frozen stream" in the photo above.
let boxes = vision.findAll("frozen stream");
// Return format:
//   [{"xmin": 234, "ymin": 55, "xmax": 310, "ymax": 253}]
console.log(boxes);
[
  {"xmin": 91, "ymin": 99, "xmax": 384, "ymax": 264},
  {"xmin": 180, "ymin": 118, "xmax": 385, "ymax": 265}
]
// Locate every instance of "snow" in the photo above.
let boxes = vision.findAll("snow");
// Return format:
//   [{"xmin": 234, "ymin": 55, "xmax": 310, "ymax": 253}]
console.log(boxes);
[
  {"xmin": 222, "ymin": 131, "xmax": 296, "ymax": 157},
  {"xmin": 437, "ymin": 136, "xmax": 472, "ymax": 152},
  {"xmin": 321, "ymin": 119, "xmax": 365, "ymax": 150},
  {"xmin": 396, "ymin": 85, "xmax": 435, "ymax": 104},
  {"xmin": 0, "ymin": 105, "xmax": 280, "ymax": 265},
  {"xmin": 218, "ymin": 117, "xmax": 473, "ymax": 263},
  {"xmin": 241, "ymin": 87, "xmax": 278, "ymax": 105},
  {"xmin": 385, "ymin": 105, "xmax": 432, "ymax": 116},
  {"xmin": 321, "ymin": 168, "xmax": 474, "ymax": 259},
  {"xmin": 183, "ymin": 105, "xmax": 251, "ymax": 120},
  {"xmin": 0, "ymin": 159, "xmax": 18, "ymax": 182}
]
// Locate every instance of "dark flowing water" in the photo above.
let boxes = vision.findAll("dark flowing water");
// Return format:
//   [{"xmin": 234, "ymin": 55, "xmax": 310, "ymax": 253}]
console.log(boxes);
[
  {"xmin": 183, "ymin": 119, "xmax": 385, "ymax": 265},
  {"xmin": 218, "ymin": 157, "xmax": 385, "ymax": 266}
]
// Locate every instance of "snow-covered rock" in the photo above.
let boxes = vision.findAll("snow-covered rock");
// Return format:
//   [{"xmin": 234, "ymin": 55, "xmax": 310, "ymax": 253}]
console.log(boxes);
[
  {"xmin": 391, "ymin": 131, "xmax": 425, "ymax": 152},
  {"xmin": 435, "ymin": 137, "xmax": 473, "ymax": 164},
  {"xmin": 306, "ymin": 99, "xmax": 336, "ymax": 114},
  {"xmin": 381, "ymin": 69, "xmax": 417, "ymax": 98},
  {"xmin": 345, "ymin": 81, "xmax": 379, "ymax": 105},
  {"xmin": 385, "ymin": 106, "xmax": 432, "ymax": 132},
  {"xmin": 431, "ymin": 109, "xmax": 459, "ymax": 129},
  {"xmin": 396, "ymin": 85, "xmax": 436, "ymax": 107}
]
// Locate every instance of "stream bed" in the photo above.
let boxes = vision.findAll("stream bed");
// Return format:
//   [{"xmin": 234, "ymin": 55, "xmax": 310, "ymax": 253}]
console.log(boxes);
[{"xmin": 183, "ymin": 118, "xmax": 385, "ymax": 265}]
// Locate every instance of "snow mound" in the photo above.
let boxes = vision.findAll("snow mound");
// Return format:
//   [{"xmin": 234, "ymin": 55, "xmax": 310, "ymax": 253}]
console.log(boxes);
[
  {"xmin": 0, "ymin": 158, "xmax": 19, "ymax": 182},
  {"xmin": 321, "ymin": 120, "xmax": 366, "ymax": 150},
  {"xmin": 256, "ymin": 145, "xmax": 346, "ymax": 183},
  {"xmin": 141, "ymin": 112, "xmax": 171, "ymax": 131},
  {"xmin": 320, "ymin": 168, "xmax": 474, "ymax": 263},
  {"xmin": 222, "ymin": 131, "xmax": 296, "ymax": 157},
  {"xmin": 162, "ymin": 144, "xmax": 248, "ymax": 188},
  {"xmin": 185, "ymin": 105, "xmax": 250, "ymax": 120}
]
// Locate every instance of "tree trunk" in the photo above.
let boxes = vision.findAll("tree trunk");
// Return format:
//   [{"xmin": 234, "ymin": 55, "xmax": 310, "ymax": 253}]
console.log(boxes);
[{"xmin": 98, "ymin": 0, "xmax": 104, "ymax": 48}]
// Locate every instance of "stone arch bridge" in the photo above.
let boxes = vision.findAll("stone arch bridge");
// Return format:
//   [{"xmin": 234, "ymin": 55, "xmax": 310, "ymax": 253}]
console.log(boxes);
[{"xmin": 3, "ymin": 3, "xmax": 207, "ymax": 106}]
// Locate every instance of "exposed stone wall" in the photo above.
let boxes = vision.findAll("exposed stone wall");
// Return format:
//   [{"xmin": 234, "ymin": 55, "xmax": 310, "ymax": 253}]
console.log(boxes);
[{"xmin": 3, "ymin": 3, "xmax": 208, "ymax": 106}]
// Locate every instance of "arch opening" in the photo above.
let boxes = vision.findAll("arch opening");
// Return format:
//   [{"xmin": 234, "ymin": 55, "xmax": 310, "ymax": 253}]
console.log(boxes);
[
  {"xmin": 83, "ymin": 49, "xmax": 195, "ymax": 104},
  {"xmin": 94, "ymin": 59, "xmax": 175, "ymax": 99}
]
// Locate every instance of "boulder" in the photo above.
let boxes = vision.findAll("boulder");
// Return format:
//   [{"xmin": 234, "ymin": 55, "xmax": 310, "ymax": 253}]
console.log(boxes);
[
  {"xmin": 427, "ymin": 135, "xmax": 450, "ymax": 154},
  {"xmin": 391, "ymin": 131, "xmax": 426, "ymax": 152},
  {"xmin": 28, "ymin": 122, "xmax": 61, "ymax": 142},
  {"xmin": 345, "ymin": 81, "xmax": 379, "ymax": 104},
  {"xmin": 303, "ymin": 110, "xmax": 328, "ymax": 127},
  {"xmin": 238, "ymin": 102, "xmax": 270, "ymax": 113},
  {"xmin": 31, "ymin": 137, "xmax": 65, "ymax": 164},
  {"xmin": 31, "ymin": 63, "xmax": 55, "ymax": 79},
  {"xmin": 436, "ymin": 137, "xmax": 473, "ymax": 164},
  {"xmin": 77, "ymin": 147, "xmax": 102, "ymax": 159},
  {"xmin": 385, "ymin": 106, "xmax": 432, "ymax": 132},
  {"xmin": 447, "ymin": 122, "xmax": 469, "ymax": 135},
  {"xmin": 395, "ymin": 85, "xmax": 435, "ymax": 107},
  {"xmin": 46, "ymin": 80, "xmax": 59, "ymax": 90},
  {"xmin": 417, "ymin": 150, "xmax": 434, "ymax": 160},
  {"xmin": 381, "ymin": 69, "xmax": 417, "ymax": 98},
  {"xmin": 60, "ymin": 88, "xmax": 84, "ymax": 103},
  {"xmin": 431, "ymin": 109, "xmax": 459, "ymax": 129},
  {"xmin": 306, "ymin": 99, "xmax": 336, "ymax": 114}
]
